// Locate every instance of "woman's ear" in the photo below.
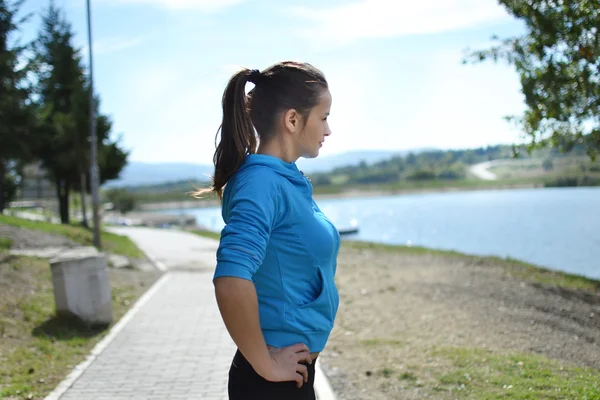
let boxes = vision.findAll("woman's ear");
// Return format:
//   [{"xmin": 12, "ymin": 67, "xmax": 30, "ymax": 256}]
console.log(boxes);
[{"xmin": 283, "ymin": 109, "xmax": 301, "ymax": 134}]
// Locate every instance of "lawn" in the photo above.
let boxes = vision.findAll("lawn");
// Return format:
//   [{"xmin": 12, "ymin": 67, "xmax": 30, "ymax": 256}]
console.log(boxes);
[{"xmin": 0, "ymin": 215, "xmax": 143, "ymax": 258}]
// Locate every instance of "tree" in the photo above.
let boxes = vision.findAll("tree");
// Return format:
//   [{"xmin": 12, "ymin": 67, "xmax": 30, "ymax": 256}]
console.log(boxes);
[
  {"xmin": 104, "ymin": 188, "xmax": 135, "ymax": 214},
  {"xmin": 0, "ymin": 0, "xmax": 35, "ymax": 211},
  {"xmin": 34, "ymin": 1, "xmax": 128, "ymax": 224},
  {"xmin": 542, "ymin": 157, "xmax": 554, "ymax": 171},
  {"xmin": 65, "ymin": 81, "xmax": 129, "ymax": 226},
  {"xmin": 33, "ymin": 2, "xmax": 83, "ymax": 223},
  {"xmin": 466, "ymin": 0, "xmax": 600, "ymax": 160}
]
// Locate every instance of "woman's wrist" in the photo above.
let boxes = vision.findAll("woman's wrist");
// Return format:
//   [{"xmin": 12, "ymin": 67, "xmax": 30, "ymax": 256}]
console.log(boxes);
[{"xmin": 248, "ymin": 348, "xmax": 273, "ymax": 379}]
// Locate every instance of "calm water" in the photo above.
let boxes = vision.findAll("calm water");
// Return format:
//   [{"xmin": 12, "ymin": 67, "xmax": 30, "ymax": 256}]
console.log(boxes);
[{"xmin": 162, "ymin": 187, "xmax": 600, "ymax": 279}]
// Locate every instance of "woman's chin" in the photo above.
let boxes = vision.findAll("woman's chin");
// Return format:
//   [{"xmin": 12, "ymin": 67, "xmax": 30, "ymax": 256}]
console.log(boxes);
[{"xmin": 301, "ymin": 149, "xmax": 321, "ymax": 159}]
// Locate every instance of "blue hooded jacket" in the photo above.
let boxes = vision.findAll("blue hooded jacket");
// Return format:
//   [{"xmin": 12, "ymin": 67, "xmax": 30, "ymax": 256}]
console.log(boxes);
[{"xmin": 214, "ymin": 153, "xmax": 340, "ymax": 353}]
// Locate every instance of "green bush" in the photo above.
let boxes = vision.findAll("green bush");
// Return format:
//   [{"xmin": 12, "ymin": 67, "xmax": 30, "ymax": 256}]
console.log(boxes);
[
  {"xmin": 406, "ymin": 170, "xmax": 436, "ymax": 181},
  {"xmin": 544, "ymin": 176, "xmax": 600, "ymax": 188},
  {"xmin": 1, "ymin": 173, "xmax": 18, "ymax": 210},
  {"xmin": 104, "ymin": 189, "xmax": 136, "ymax": 214},
  {"xmin": 438, "ymin": 169, "xmax": 464, "ymax": 180},
  {"xmin": 542, "ymin": 157, "xmax": 554, "ymax": 171}
]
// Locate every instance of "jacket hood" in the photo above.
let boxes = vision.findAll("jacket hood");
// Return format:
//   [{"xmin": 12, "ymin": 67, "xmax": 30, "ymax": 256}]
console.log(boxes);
[{"xmin": 239, "ymin": 153, "xmax": 311, "ymax": 190}]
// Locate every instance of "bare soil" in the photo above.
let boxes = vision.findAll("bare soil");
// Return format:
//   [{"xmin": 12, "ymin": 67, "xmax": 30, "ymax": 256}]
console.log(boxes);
[{"xmin": 319, "ymin": 246, "xmax": 600, "ymax": 399}]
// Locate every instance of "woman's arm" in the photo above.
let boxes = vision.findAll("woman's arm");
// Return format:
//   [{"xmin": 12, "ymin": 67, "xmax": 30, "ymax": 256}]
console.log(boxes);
[
  {"xmin": 214, "ymin": 276, "xmax": 312, "ymax": 387},
  {"xmin": 214, "ymin": 276, "xmax": 271, "ymax": 374}
]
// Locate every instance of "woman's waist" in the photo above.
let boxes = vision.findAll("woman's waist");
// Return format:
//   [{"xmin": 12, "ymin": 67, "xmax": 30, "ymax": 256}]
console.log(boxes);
[{"xmin": 268, "ymin": 345, "xmax": 319, "ymax": 361}]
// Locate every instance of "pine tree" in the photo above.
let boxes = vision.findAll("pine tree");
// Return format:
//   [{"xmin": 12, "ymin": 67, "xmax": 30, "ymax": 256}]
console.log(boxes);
[{"xmin": 0, "ymin": 0, "xmax": 35, "ymax": 211}]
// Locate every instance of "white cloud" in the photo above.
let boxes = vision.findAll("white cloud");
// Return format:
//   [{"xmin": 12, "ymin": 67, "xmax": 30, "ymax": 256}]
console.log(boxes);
[
  {"xmin": 95, "ymin": 36, "xmax": 147, "ymax": 54},
  {"xmin": 291, "ymin": 0, "xmax": 511, "ymax": 46},
  {"xmin": 98, "ymin": 0, "xmax": 244, "ymax": 11},
  {"xmin": 82, "ymin": 36, "xmax": 147, "ymax": 58}
]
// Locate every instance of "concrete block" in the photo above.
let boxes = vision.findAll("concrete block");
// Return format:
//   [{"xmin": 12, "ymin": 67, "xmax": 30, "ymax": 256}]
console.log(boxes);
[{"xmin": 50, "ymin": 254, "xmax": 113, "ymax": 325}]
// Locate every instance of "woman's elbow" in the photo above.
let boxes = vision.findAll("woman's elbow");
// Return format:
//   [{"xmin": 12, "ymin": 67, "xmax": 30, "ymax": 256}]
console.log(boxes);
[{"xmin": 213, "ymin": 276, "xmax": 252, "ymax": 300}]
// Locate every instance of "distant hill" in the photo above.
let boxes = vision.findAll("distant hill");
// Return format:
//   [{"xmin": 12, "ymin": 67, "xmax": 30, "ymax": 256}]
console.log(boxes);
[
  {"xmin": 104, "ymin": 149, "xmax": 431, "ymax": 188},
  {"xmin": 103, "ymin": 162, "xmax": 213, "ymax": 188}
]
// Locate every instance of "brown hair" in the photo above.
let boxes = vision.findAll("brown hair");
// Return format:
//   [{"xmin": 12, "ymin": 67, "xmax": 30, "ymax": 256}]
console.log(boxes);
[{"xmin": 192, "ymin": 61, "xmax": 328, "ymax": 199}]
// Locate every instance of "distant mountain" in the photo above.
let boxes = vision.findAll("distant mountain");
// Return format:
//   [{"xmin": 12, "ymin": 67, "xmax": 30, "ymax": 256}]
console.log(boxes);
[
  {"xmin": 104, "ymin": 162, "xmax": 213, "ymax": 188},
  {"xmin": 105, "ymin": 149, "xmax": 431, "ymax": 188}
]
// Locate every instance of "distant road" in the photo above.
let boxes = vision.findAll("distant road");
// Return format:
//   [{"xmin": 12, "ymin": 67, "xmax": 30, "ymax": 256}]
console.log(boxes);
[{"xmin": 469, "ymin": 160, "xmax": 507, "ymax": 180}]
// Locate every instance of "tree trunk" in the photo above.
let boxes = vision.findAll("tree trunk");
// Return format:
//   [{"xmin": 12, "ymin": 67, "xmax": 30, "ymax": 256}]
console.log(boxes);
[
  {"xmin": 0, "ymin": 161, "xmax": 5, "ymax": 214},
  {"xmin": 56, "ymin": 178, "xmax": 70, "ymax": 224},
  {"xmin": 79, "ymin": 172, "xmax": 88, "ymax": 227}
]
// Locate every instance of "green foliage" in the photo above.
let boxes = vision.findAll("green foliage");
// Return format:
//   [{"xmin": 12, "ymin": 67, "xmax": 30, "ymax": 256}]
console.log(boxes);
[
  {"xmin": 309, "ymin": 145, "xmax": 509, "ymax": 187},
  {"xmin": 0, "ymin": 0, "xmax": 36, "ymax": 212},
  {"xmin": 406, "ymin": 169, "xmax": 436, "ymax": 181},
  {"xmin": 0, "ymin": 169, "xmax": 18, "ymax": 210},
  {"xmin": 466, "ymin": 0, "xmax": 600, "ymax": 160},
  {"xmin": 30, "ymin": 2, "xmax": 129, "ymax": 224},
  {"xmin": 544, "ymin": 175, "xmax": 600, "ymax": 187},
  {"xmin": 310, "ymin": 174, "xmax": 332, "ymax": 186},
  {"xmin": 104, "ymin": 189, "xmax": 136, "ymax": 214}
]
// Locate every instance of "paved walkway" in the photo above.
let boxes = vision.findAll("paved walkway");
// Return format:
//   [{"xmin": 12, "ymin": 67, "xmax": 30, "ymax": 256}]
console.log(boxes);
[
  {"xmin": 47, "ymin": 227, "xmax": 234, "ymax": 400},
  {"xmin": 46, "ymin": 227, "xmax": 334, "ymax": 400},
  {"xmin": 109, "ymin": 226, "xmax": 221, "ymax": 271}
]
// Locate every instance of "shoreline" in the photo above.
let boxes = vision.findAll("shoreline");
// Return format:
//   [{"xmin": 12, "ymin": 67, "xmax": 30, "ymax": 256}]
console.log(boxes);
[
  {"xmin": 187, "ymin": 227, "xmax": 600, "ymax": 284},
  {"xmin": 138, "ymin": 182, "xmax": 540, "ymax": 211}
]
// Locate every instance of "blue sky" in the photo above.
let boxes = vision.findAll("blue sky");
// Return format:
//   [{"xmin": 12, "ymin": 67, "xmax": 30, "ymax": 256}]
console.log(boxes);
[{"xmin": 18, "ymin": 0, "xmax": 527, "ymax": 164}]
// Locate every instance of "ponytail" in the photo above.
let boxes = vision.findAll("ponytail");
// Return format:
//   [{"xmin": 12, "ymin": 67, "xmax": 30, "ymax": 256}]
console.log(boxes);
[
  {"xmin": 192, "ymin": 69, "xmax": 257, "ymax": 200},
  {"xmin": 191, "ymin": 61, "xmax": 328, "ymax": 201}
]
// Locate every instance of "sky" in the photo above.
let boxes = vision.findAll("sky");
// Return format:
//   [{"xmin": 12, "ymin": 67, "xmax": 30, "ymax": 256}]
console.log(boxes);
[{"xmin": 17, "ymin": 0, "xmax": 528, "ymax": 164}]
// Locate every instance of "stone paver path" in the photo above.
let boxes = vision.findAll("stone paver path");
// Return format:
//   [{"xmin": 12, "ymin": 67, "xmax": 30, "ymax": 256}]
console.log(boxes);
[
  {"xmin": 109, "ymin": 226, "xmax": 219, "ymax": 271},
  {"xmin": 58, "ymin": 271, "xmax": 234, "ymax": 400},
  {"xmin": 48, "ymin": 227, "xmax": 332, "ymax": 400},
  {"xmin": 48, "ymin": 227, "xmax": 235, "ymax": 400}
]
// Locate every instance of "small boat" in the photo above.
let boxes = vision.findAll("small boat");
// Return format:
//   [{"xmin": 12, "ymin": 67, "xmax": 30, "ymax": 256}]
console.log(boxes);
[
  {"xmin": 337, "ymin": 218, "xmax": 359, "ymax": 236},
  {"xmin": 338, "ymin": 226, "xmax": 359, "ymax": 236}
]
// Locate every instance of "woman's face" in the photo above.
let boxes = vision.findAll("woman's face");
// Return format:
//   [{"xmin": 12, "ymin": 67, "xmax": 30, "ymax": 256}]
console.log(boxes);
[{"xmin": 297, "ymin": 89, "xmax": 332, "ymax": 159}]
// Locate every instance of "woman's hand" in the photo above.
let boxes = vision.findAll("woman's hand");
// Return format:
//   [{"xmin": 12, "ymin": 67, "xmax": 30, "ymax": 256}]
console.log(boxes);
[{"xmin": 260, "ymin": 343, "xmax": 312, "ymax": 388}]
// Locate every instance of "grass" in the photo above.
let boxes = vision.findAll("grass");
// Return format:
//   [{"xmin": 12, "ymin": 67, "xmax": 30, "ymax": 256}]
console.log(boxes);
[
  {"xmin": 9, "ymin": 207, "xmax": 57, "ymax": 220},
  {"xmin": 0, "ymin": 214, "xmax": 143, "ymax": 258},
  {"xmin": 342, "ymin": 241, "xmax": 600, "ymax": 293},
  {"xmin": 187, "ymin": 228, "xmax": 221, "ymax": 241},
  {"xmin": 0, "ymin": 238, "xmax": 12, "ymax": 250},
  {"xmin": 343, "ymin": 240, "xmax": 474, "ymax": 258},
  {"xmin": 0, "ymin": 253, "xmax": 157, "ymax": 400},
  {"xmin": 360, "ymin": 338, "xmax": 404, "ymax": 347},
  {"xmin": 503, "ymin": 258, "xmax": 600, "ymax": 293},
  {"xmin": 429, "ymin": 346, "xmax": 600, "ymax": 399}
]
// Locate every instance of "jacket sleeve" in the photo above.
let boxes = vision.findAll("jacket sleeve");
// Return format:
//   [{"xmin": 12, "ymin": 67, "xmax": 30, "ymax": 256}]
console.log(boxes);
[{"xmin": 213, "ymin": 172, "xmax": 281, "ymax": 281}]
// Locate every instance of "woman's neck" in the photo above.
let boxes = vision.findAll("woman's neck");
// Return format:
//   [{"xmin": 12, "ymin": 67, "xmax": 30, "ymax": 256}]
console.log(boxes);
[{"xmin": 256, "ymin": 136, "xmax": 299, "ymax": 164}]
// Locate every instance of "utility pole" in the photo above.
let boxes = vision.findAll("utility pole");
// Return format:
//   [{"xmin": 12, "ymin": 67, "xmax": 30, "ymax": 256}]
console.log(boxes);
[{"xmin": 86, "ymin": 0, "xmax": 101, "ymax": 249}]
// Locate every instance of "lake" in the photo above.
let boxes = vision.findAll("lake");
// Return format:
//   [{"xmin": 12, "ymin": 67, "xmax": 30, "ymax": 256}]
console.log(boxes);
[{"xmin": 161, "ymin": 187, "xmax": 600, "ymax": 280}]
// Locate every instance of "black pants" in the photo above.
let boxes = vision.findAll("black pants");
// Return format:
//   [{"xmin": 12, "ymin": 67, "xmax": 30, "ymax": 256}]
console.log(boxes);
[{"xmin": 228, "ymin": 349, "xmax": 316, "ymax": 400}]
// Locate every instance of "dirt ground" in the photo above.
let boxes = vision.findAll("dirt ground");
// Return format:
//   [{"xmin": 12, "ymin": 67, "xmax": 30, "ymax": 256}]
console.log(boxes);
[
  {"xmin": 319, "ymin": 246, "xmax": 600, "ymax": 399},
  {"xmin": 0, "ymin": 224, "xmax": 79, "ymax": 249}
]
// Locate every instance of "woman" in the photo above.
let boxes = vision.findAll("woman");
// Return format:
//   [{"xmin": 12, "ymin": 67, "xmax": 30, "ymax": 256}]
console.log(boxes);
[{"xmin": 197, "ymin": 61, "xmax": 340, "ymax": 399}]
